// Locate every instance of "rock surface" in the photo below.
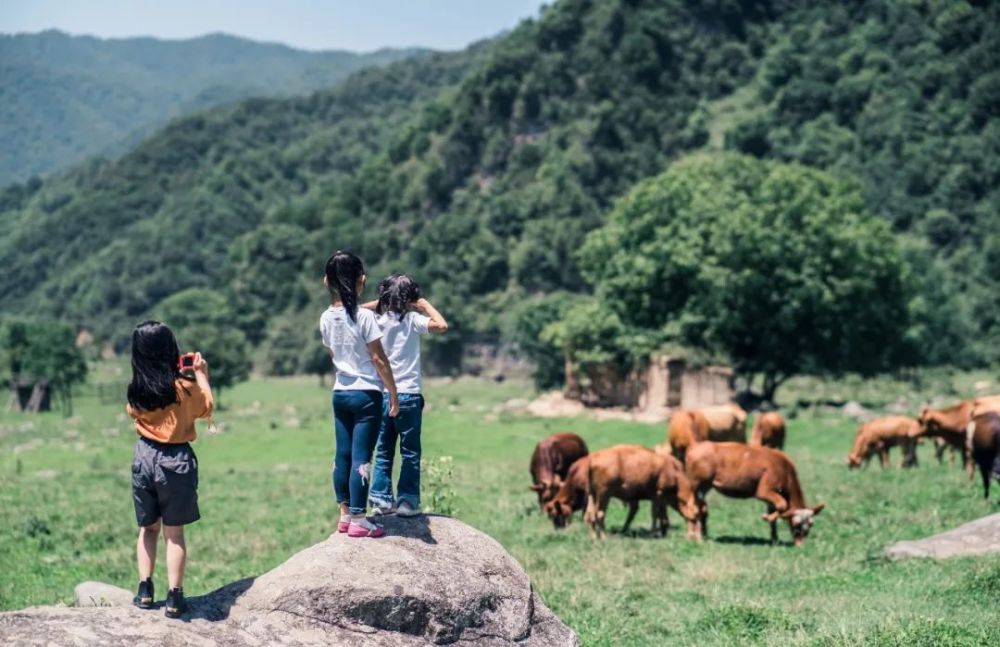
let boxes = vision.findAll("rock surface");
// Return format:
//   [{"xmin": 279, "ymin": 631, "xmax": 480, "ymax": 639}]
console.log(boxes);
[
  {"xmin": 886, "ymin": 512, "xmax": 1000, "ymax": 560},
  {"xmin": 0, "ymin": 516, "xmax": 577, "ymax": 646},
  {"xmin": 73, "ymin": 581, "xmax": 133, "ymax": 608}
]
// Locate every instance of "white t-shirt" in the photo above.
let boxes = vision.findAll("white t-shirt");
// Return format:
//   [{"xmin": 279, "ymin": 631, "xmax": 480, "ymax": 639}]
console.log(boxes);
[
  {"xmin": 376, "ymin": 311, "xmax": 430, "ymax": 394},
  {"xmin": 319, "ymin": 306, "xmax": 383, "ymax": 391}
]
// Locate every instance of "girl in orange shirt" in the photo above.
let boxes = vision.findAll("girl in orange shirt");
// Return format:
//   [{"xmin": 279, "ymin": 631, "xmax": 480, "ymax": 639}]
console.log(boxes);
[{"xmin": 126, "ymin": 320, "xmax": 213, "ymax": 619}]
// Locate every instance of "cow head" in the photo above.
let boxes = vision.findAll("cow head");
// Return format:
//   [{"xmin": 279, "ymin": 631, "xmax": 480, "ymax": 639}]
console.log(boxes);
[
  {"xmin": 846, "ymin": 453, "xmax": 863, "ymax": 469},
  {"xmin": 763, "ymin": 504, "xmax": 825, "ymax": 546},
  {"xmin": 529, "ymin": 479, "xmax": 561, "ymax": 505},
  {"xmin": 918, "ymin": 407, "xmax": 941, "ymax": 434},
  {"xmin": 544, "ymin": 498, "xmax": 574, "ymax": 529}
]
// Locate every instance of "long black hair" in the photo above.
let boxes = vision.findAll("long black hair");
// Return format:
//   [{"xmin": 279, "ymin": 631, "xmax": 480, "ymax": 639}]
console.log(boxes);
[
  {"xmin": 127, "ymin": 320, "xmax": 183, "ymax": 411},
  {"xmin": 325, "ymin": 250, "xmax": 365, "ymax": 321},
  {"xmin": 375, "ymin": 274, "xmax": 421, "ymax": 316}
]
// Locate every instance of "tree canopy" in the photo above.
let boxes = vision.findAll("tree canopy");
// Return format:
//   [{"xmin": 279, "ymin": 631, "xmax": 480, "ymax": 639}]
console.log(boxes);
[{"xmin": 560, "ymin": 153, "xmax": 909, "ymax": 400}]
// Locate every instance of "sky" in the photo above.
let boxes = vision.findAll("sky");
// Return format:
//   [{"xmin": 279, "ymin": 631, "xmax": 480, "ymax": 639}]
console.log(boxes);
[{"xmin": 0, "ymin": 0, "xmax": 547, "ymax": 52}]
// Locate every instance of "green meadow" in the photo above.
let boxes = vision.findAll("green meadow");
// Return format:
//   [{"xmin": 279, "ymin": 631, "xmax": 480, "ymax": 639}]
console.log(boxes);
[{"xmin": 2, "ymin": 373, "xmax": 998, "ymax": 646}]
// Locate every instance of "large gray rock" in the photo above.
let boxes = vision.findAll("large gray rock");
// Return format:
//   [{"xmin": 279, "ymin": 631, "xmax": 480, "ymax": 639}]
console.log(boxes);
[
  {"xmin": 886, "ymin": 512, "xmax": 1000, "ymax": 560},
  {"xmin": 0, "ymin": 516, "xmax": 576, "ymax": 646}
]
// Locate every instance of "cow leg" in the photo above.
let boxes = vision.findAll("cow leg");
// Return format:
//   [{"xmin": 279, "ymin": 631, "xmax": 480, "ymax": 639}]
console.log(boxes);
[
  {"xmin": 766, "ymin": 504, "xmax": 778, "ymax": 545},
  {"xmin": 756, "ymin": 480, "xmax": 789, "ymax": 546},
  {"xmin": 621, "ymin": 500, "xmax": 639, "ymax": 535},
  {"xmin": 652, "ymin": 497, "xmax": 668, "ymax": 537},
  {"xmin": 965, "ymin": 447, "xmax": 975, "ymax": 481},
  {"xmin": 981, "ymin": 462, "xmax": 990, "ymax": 500},
  {"xmin": 934, "ymin": 439, "xmax": 946, "ymax": 465},
  {"xmin": 878, "ymin": 448, "xmax": 889, "ymax": 469},
  {"xmin": 694, "ymin": 485, "xmax": 711, "ymax": 541},
  {"xmin": 585, "ymin": 491, "xmax": 598, "ymax": 539},
  {"xmin": 590, "ymin": 488, "xmax": 611, "ymax": 540}
]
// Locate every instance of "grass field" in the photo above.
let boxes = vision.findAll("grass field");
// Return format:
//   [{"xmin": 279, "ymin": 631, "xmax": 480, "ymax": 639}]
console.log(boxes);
[{"xmin": 2, "ymin": 373, "xmax": 999, "ymax": 645}]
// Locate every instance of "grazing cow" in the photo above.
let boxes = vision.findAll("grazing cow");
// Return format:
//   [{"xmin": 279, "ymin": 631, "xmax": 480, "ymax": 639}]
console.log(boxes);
[
  {"xmin": 686, "ymin": 442, "xmax": 825, "ymax": 546},
  {"xmin": 750, "ymin": 411, "xmax": 786, "ymax": 450},
  {"xmin": 971, "ymin": 412, "xmax": 1000, "ymax": 500},
  {"xmin": 529, "ymin": 432, "xmax": 589, "ymax": 506},
  {"xmin": 543, "ymin": 456, "xmax": 590, "ymax": 528},
  {"xmin": 584, "ymin": 445, "xmax": 698, "ymax": 539},
  {"xmin": 667, "ymin": 409, "xmax": 709, "ymax": 463},
  {"xmin": 698, "ymin": 404, "xmax": 748, "ymax": 443},
  {"xmin": 847, "ymin": 416, "xmax": 920, "ymax": 469},
  {"xmin": 919, "ymin": 401, "xmax": 974, "ymax": 476}
]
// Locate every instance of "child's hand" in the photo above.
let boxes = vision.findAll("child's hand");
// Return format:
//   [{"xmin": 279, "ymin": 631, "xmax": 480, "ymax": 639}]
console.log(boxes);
[
  {"xmin": 389, "ymin": 396, "xmax": 399, "ymax": 418},
  {"xmin": 414, "ymin": 298, "xmax": 429, "ymax": 312},
  {"xmin": 193, "ymin": 352, "xmax": 209, "ymax": 375}
]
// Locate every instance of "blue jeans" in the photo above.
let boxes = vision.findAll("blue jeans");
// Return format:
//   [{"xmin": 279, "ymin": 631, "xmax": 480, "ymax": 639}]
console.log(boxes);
[
  {"xmin": 369, "ymin": 393, "xmax": 424, "ymax": 508},
  {"xmin": 332, "ymin": 390, "xmax": 383, "ymax": 515}
]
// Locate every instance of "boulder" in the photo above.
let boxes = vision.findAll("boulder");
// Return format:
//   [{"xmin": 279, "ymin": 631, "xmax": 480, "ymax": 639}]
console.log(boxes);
[
  {"xmin": 886, "ymin": 512, "xmax": 1000, "ymax": 560},
  {"xmin": 0, "ymin": 516, "xmax": 576, "ymax": 646},
  {"xmin": 74, "ymin": 581, "xmax": 133, "ymax": 608}
]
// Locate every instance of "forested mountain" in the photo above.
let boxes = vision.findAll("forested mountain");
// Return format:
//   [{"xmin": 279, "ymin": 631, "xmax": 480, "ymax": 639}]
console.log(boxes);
[
  {"xmin": 2, "ymin": 0, "xmax": 998, "ymax": 376},
  {"xmin": 0, "ymin": 30, "xmax": 422, "ymax": 183}
]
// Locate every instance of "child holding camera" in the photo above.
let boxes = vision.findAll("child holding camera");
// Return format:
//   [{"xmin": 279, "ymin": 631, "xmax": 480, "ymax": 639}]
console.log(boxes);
[
  {"xmin": 126, "ymin": 320, "xmax": 213, "ymax": 619},
  {"xmin": 321, "ymin": 251, "xmax": 399, "ymax": 538},
  {"xmin": 365, "ymin": 274, "xmax": 448, "ymax": 517}
]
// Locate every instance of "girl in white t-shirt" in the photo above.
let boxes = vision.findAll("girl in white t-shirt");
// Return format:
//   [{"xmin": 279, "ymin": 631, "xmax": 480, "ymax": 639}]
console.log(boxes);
[
  {"xmin": 365, "ymin": 274, "xmax": 448, "ymax": 516},
  {"xmin": 320, "ymin": 251, "xmax": 398, "ymax": 538}
]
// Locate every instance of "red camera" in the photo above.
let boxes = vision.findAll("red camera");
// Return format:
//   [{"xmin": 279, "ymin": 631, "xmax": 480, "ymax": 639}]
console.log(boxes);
[{"xmin": 179, "ymin": 353, "xmax": 196, "ymax": 371}]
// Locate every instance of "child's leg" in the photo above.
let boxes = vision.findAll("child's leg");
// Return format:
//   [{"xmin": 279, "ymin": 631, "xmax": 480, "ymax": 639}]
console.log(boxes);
[
  {"xmin": 348, "ymin": 392, "xmax": 384, "ymax": 515},
  {"xmin": 396, "ymin": 395, "xmax": 424, "ymax": 508},
  {"xmin": 369, "ymin": 399, "xmax": 398, "ymax": 508},
  {"xmin": 333, "ymin": 391, "xmax": 355, "ymax": 511},
  {"xmin": 136, "ymin": 521, "xmax": 161, "ymax": 580},
  {"xmin": 162, "ymin": 525, "xmax": 186, "ymax": 589}
]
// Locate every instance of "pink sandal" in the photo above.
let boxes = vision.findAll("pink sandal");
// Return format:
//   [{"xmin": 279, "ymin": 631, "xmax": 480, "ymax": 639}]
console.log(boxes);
[{"xmin": 337, "ymin": 516, "xmax": 350, "ymax": 533}]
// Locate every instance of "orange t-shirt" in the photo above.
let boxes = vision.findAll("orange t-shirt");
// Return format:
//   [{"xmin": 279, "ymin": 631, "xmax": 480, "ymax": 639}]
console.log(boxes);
[{"xmin": 127, "ymin": 378, "xmax": 213, "ymax": 444}]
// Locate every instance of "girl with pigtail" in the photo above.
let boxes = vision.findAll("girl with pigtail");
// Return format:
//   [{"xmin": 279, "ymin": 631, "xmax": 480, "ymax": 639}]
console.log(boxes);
[{"xmin": 320, "ymin": 251, "xmax": 398, "ymax": 538}]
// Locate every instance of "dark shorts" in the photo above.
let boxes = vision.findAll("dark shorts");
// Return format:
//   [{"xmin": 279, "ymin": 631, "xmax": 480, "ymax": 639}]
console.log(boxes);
[{"xmin": 132, "ymin": 437, "xmax": 200, "ymax": 527}]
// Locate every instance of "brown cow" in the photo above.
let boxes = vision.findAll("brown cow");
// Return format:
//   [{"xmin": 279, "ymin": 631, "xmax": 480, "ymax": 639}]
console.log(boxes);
[
  {"xmin": 667, "ymin": 409, "xmax": 709, "ymax": 463},
  {"xmin": 529, "ymin": 432, "xmax": 589, "ymax": 506},
  {"xmin": 583, "ymin": 445, "xmax": 698, "ymax": 539},
  {"xmin": 971, "ymin": 412, "xmax": 1000, "ymax": 500},
  {"xmin": 686, "ymin": 442, "xmax": 825, "ymax": 546},
  {"xmin": 698, "ymin": 404, "xmax": 748, "ymax": 443},
  {"xmin": 847, "ymin": 416, "xmax": 920, "ymax": 469},
  {"xmin": 543, "ymin": 456, "xmax": 590, "ymax": 528},
  {"xmin": 750, "ymin": 411, "xmax": 786, "ymax": 449},
  {"xmin": 919, "ymin": 401, "xmax": 974, "ymax": 476}
]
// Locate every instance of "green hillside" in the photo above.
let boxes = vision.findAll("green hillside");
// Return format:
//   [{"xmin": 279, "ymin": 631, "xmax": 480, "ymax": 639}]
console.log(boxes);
[
  {"xmin": 2, "ymin": 0, "xmax": 998, "ymax": 375},
  {"xmin": 0, "ymin": 30, "xmax": 422, "ymax": 183}
]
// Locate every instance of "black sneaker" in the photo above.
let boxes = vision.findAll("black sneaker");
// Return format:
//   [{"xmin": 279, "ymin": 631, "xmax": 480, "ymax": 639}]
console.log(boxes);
[
  {"xmin": 132, "ymin": 578, "xmax": 154, "ymax": 609},
  {"xmin": 164, "ymin": 587, "xmax": 186, "ymax": 619}
]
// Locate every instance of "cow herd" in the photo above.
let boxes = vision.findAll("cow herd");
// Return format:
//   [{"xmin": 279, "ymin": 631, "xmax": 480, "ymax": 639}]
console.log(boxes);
[
  {"xmin": 529, "ymin": 396, "xmax": 1000, "ymax": 546},
  {"xmin": 529, "ymin": 404, "xmax": 824, "ymax": 546},
  {"xmin": 853, "ymin": 396, "xmax": 1000, "ymax": 500}
]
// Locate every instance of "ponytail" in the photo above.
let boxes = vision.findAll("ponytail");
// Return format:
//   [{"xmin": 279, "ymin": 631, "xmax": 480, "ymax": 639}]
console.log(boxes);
[{"xmin": 325, "ymin": 251, "xmax": 365, "ymax": 322}]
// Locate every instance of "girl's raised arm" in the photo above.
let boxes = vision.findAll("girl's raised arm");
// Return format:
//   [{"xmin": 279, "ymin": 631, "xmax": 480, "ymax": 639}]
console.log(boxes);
[{"xmin": 415, "ymin": 298, "xmax": 448, "ymax": 334}]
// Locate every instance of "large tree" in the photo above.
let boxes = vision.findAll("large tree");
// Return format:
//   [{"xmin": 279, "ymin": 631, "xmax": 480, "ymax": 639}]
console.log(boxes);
[{"xmin": 573, "ymin": 153, "xmax": 910, "ymax": 402}]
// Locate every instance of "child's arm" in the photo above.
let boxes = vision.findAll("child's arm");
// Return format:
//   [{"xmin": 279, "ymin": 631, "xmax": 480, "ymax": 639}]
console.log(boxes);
[
  {"xmin": 415, "ymin": 298, "xmax": 448, "ymax": 334},
  {"xmin": 192, "ymin": 352, "xmax": 215, "ymax": 417},
  {"xmin": 360, "ymin": 299, "xmax": 379, "ymax": 310},
  {"xmin": 368, "ymin": 341, "xmax": 399, "ymax": 417}
]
